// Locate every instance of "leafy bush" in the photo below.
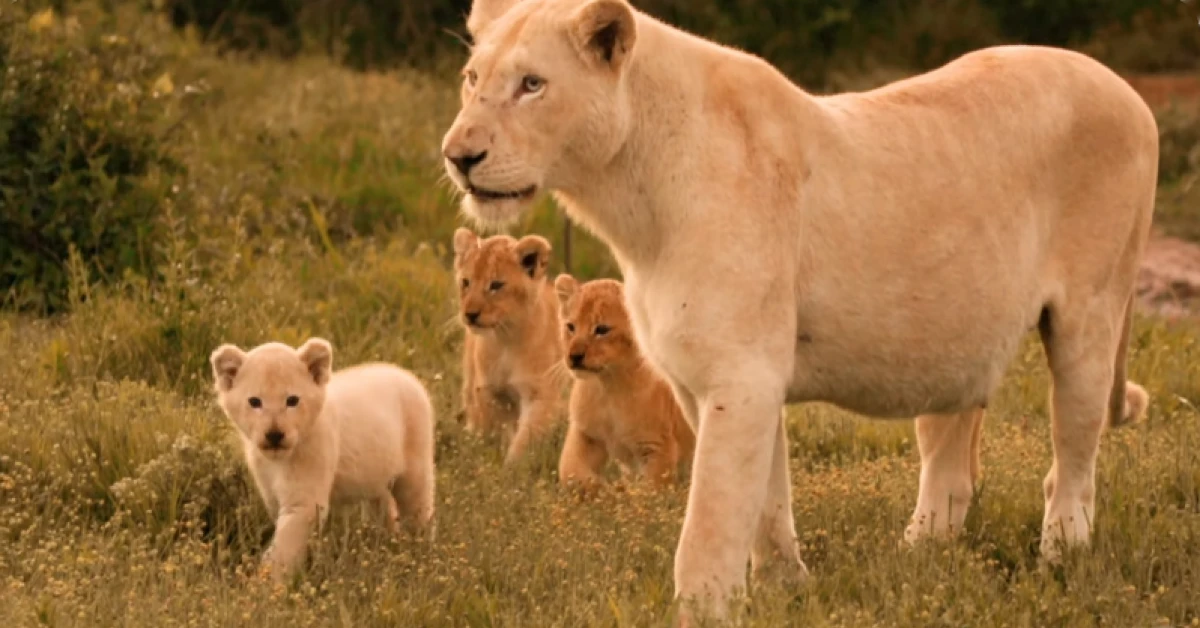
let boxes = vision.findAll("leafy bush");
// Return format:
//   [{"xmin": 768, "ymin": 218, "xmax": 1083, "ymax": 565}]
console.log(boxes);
[
  {"xmin": 159, "ymin": 0, "xmax": 1199, "ymax": 86},
  {"xmin": 0, "ymin": 5, "xmax": 181, "ymax": 312}
]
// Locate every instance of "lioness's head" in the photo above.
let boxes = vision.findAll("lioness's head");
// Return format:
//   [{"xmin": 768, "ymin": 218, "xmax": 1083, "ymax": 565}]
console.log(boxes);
[
  {"xmin": 454, "ymin": 227, "xmax": 552, "ymax": 332},
  {"xmin": 210, "ymin": 338, "xmax": 332, "ymax": 459},
  {"xmin": 555, "ymin": 274, "xmax": 639, "ymax": 376},
  {"xmin": 442, "ymin": 0, "xmax": 639, "ymax": 226}
]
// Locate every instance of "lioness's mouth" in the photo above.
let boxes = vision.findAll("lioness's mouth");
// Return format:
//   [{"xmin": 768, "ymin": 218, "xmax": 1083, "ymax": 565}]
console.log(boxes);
[{"xmin": 468, "ymin": 184, "xmax": 537, "ymax": 201}]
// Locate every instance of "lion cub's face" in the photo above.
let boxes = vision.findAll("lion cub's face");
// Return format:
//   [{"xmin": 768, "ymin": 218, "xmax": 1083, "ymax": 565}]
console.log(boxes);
[
  {"xmin": 210, "ymin": 339, "xmax": 332, "ymax": 459},
  {"xmin": 453, "ymin": 228, "xmax": 551, "ymax": 333},
  {"xmin": 555, "ymin": 275, "xmax": 639, "ymax": 376},
  {"xmin": 441, "ymin": 0, "xmax": 638, "ymax": 226}
]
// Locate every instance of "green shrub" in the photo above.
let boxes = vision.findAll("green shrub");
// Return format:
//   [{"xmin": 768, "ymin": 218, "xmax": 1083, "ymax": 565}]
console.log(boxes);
[
  {"xmin": 0, "ymin": 4, "xmax": 181, "ymax": 312},
  {"xmin": 158, "ymin": 0, "xmax": 1199, "ymax": 87}
]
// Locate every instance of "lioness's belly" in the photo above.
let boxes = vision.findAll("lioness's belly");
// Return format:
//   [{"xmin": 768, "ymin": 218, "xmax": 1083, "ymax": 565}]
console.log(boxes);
[{"xmin": 788, "ymin": 274, "xmax": 1042, "ymax": 418}]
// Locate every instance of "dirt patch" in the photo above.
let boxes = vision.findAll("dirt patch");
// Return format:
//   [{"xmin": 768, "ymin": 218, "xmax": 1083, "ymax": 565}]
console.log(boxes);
[
  {"xmin": 1138, "ymin": 233, "xmax": 1200, "ymax": 319},
  {"xmin": 1124, "ymin": 73, "xmax": 1200, "ymax": 110}
]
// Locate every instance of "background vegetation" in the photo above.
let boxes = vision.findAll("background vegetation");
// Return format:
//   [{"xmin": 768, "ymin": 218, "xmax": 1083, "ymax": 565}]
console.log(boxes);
[{"xmin": 1, "ymin": 0, "xmax": 1198, "ymax": 625}]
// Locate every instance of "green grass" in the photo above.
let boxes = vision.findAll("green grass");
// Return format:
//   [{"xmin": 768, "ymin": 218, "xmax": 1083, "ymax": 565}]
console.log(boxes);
[{"xmin": 1, "ymin": 7, "xmax": 1199, "ymax": 627}]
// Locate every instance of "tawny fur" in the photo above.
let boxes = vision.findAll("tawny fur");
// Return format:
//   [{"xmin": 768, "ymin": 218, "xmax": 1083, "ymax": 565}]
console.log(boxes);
[
  {"xmin": 555, "ymin": 275, "xmax": 695, "ymax": 489},
  {"xmin": 445, "ymin": 0, "xmax": 1156, "ymax": 620},
  {"xmin": 210, "ymin": 338, "xmax": 435, "ymax": 582},
  {"xmin": 454, "ymin": 228, "xmax": 565, "ymax": 463}
]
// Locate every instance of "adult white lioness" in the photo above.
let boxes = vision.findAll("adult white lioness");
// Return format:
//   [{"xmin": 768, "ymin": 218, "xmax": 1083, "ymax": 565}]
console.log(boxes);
[{"xmin": 442, "ymin": 0, "xmax": 1157, "ymax": 620}]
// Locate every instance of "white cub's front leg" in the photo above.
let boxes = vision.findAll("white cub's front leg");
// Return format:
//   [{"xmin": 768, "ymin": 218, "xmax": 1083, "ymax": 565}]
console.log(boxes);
[
  {"xmin": 905, "ymin": 409, "xmax": 984, "ymax": 544},
  {"xmin": 263, "ymin": 502, "xmax": 327, "ymax": 583}
]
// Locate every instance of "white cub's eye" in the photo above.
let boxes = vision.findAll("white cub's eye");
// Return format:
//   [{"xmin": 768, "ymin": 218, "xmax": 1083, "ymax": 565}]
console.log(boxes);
[
  {"xmin": 520, "ymin": 75, "xmax": 545, "ymax": 95},
  {"xmin": 465, "ymin": 69, "xmax": 478, "ymax": 87}
]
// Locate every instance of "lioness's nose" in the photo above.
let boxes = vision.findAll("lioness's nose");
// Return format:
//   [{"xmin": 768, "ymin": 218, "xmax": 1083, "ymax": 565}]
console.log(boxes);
[{"xmin": 447, "ymin": 150, "xmax": 487, "ymax": 176}]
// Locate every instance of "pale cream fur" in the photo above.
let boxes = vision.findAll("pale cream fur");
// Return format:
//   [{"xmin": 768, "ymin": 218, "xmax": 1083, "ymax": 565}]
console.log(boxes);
[
  {"xmin": 445, "ymin": 0, "xmax": 1157, "ymax": 620},
  {"xmin": 210, "ymin": 338, "xmax": 435, "ymax": 582},
  {"xmin": 555, "ymin": 275, "xmax": 695, "ymax": 489},
  {"xmin": 454, "ymin": 227, "xmax": 565, "ymax": 463}
]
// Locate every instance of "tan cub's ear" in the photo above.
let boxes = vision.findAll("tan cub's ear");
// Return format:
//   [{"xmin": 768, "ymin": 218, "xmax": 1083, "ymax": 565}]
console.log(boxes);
[
  {"xmin": 569, "ymin": 0, "xmax": 637, "ymax": 69},
  {"xmin": 210, "ymin": 344, "xmax": 246, "ymax": 392},
  {"xmin": 515, "ymin": 235, "xmax": 551, "ymax": 280},
  {"xmin": 554, "ymin": 274, "xmax": 579, "ymax": 308},
  {"xmin": 467, "ymin": 0, "xmax": 523, "ymax": 37},
  {"xmin": 296, "ymin": 338, "xmax": 334, "ymax": 386},
  {"xmin": 453, "ymin": 228, "xmax": 480, "ymax": 263}
]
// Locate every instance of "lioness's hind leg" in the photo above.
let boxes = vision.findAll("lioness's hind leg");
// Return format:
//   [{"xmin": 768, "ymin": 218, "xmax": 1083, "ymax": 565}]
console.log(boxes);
[
  {"xmin": 1037, "ymin": 302, "xmax": 1123, "ymax": 560},
  {"xmin": 904, "ymin": 408, "xmax": 984, "ymax": 544}
]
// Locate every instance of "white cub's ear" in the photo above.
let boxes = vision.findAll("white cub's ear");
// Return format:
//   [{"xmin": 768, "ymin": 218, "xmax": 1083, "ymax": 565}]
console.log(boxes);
[
  {"xmin": 296, "ymin": 338, "xmax": 334, "ymax": 386},
  {"xmin": 554, "ymin": 273, "xmax": 579, "ymax": 308},
  {"xmin": 515, "ymin": 235, "xmax": 552, "ymax": 280},
  {"xmin": 570, "ymin": 0, "xmax": 637, "ymax": 70},
  {"xmin": 210, "ymin": 344, "xmax": 246, "ymax": 392},
  {"xmin": 453, "ymin": 227, "xmax": 480, "ymax": 264},
  {"xmin": 467, "ymin": 0, "xmax": 523, "ymax": 37}
]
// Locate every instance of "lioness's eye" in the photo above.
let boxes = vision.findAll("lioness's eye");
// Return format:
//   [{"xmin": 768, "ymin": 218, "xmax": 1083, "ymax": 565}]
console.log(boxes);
[
  {"xmin": 520, "ymin": 75, "xmax": 545, "ymax": 95},
  {"xmin": 461, "ymin": 278, "xmax": 470, "ymax": 289},
  {"xmin": 566, "ymin": 322, "xmax": 575, "ymax": 334},
  {"xmin": 594, "ymin": 324, "xmax": 611, "ymax": 337},
  {"xmin": 489, "ymin": 280, "xmax": 505, "ymax": 292},
  {"xmin": 286, "ymin": 395, "xmax": 300, "ymax": 408},
  {"xmin": 248, "ymin": 397, "xmax": 262, "ymax": 409}
]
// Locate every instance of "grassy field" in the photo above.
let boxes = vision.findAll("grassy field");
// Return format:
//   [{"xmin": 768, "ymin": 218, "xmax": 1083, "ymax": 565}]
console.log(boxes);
[{"xmin": 1, "ymin": 6, "xmax": 1199, "ymax": 627}]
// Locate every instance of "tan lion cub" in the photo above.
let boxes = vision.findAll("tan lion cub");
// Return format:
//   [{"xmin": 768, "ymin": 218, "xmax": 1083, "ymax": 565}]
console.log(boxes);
[
  {"xmin": 454, "ymin": 227, "xmax": 565, "ymax": 463},
  {"xmin": 210, "ymin": 338, "xmax": 435, "ymax": 582},
  {"xmin": 555, "ymin": 275, "xmax": 695, "ymax": 489}
]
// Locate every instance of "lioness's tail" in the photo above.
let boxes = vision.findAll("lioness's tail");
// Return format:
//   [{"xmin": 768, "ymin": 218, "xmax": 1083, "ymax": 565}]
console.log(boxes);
[{"xmin": 1109, "ymin": 294, "xmax": 1149, "ymax": 428}]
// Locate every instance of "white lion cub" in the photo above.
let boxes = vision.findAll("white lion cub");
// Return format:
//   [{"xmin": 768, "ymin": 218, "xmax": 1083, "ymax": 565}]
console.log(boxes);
[{"xmin": 210, "ymin": 338, "xmax": 435, "ymax": 582}]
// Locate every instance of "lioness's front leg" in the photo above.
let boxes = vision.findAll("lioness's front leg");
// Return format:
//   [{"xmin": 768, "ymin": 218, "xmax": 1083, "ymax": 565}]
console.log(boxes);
[
  {"xmin": 751, "ymin": 410, "xmax": 807, "ymax": 583},
  {"xmin": 673, "ymin": 367, "xmax": 790, "ymax": 619},
  {"xmin": 905, "ymin": 408, "xmax": 984, "ymax": 544}
]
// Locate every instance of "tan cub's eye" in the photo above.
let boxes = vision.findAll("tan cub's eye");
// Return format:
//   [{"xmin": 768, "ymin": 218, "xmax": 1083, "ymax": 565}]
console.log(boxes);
[
  {"xmin": 248, "ymin": 397, "xmax": 262, "ymax": 409},
  {"xmin": 489, "ymin": 280, "xmax": 505, "ymax": 292},
  {"xmin": 286, "ymin": 395, "xmax": 300, "ymax": 408},
  {"xmin": 594, "ymin": 324, "xmax": 611, "ymax": 337},
  {"xmin": 566, "ymin": 322, "xmax": 576, "ymax": 334},
  {"xmin": 520, "ymin": 75, "xmax": 545, "ymax": 95},
  {"xmin": 461, "ymin": 278, "xmax": 470, "ymax": 289}
]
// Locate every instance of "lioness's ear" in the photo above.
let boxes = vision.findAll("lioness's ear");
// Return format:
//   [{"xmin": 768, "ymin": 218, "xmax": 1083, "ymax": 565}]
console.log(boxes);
[
  {"xmin": 570, "ymin": 0, "xmax": 637, "ymax": 69},
  {"xmin": 210, "ymin": 344, "xmax": 246, "ymax": 392},
  {"xmin": 515, "ymin": 235, "xmax": 551, "ymax": 280},
  {"xmin": 453, "ymin": 228, "xmax": 480, "ymax": 264},
  {"xmin": 296, "ymin": 338, "xmax": 334, "ymax": 386},
  {"xmin": 467, "ymin": 0, "xmax": 522, "ymax": 37},
  {"xmin": 554, "ymin": 274, "xmax": 579, "ymax": 308}
]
